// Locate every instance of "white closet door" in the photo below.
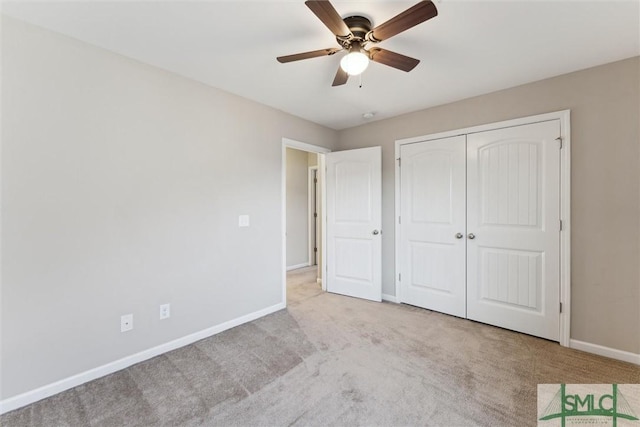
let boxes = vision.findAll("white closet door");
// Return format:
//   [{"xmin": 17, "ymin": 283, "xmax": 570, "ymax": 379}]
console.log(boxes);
[
  {"xmin": 399, "ymin": 136, "xmax": 466, "ymax": 317},
  {"xmin": 466, "ymin": 120, "xmax": 560, "ymax": 341}
]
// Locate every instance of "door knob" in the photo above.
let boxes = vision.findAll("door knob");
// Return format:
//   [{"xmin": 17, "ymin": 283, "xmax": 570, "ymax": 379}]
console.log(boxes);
[
  {"xmin": 372, "ymin": 230, "xmax": 380, "ymax": 235},
  {"xmin": 468, "ymin": 233, "xmax": 476, "ymax": 240},
  {"xmin": 455, "ymin": 233, "xmax": 464, "ymax": 239}
]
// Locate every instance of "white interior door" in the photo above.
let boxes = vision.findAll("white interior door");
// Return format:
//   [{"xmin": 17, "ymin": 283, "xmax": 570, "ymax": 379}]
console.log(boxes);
[
  {"xmin": 399, "ymin": 136, "xmax": 466, "ymax": 317},
  {"xmin": 466, "ymin": 120, "xmax": 560, "ymax": 341},
  {"xmin": 326, "ymin": 147, "xmax": 381, "ymax": 302}
]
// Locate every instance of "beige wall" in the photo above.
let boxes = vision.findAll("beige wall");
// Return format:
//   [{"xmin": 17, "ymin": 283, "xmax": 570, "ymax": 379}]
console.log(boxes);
[
  {"xmin": 1, "ymin": 16, "xmax": 337, "ymax": 400},
  {"xmin": 336, "ymin": 57, "xmax": 640, "ymax": 354}
]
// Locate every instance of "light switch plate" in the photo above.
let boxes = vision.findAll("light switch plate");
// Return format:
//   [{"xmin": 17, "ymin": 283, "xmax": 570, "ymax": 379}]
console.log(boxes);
[{"xmin": 238, "ymin": 215, "xmax": 250, "ymax": 227}]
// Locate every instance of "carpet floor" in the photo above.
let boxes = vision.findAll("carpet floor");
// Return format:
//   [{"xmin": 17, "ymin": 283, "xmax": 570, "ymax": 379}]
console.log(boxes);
[{"xmin": 2, "ymin": 266, "xmax": 638, "ymax": 426}]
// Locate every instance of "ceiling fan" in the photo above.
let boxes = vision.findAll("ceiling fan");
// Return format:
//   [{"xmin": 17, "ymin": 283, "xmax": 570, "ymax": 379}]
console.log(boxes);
[{"xmin": 277, "ymin": 0, "xmax": 438, "ymax": 86}]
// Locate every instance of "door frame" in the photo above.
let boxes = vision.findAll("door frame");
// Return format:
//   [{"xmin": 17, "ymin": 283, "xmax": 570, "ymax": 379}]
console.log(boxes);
[
  {"xmin": 308, "ymin": 166, "xmax": 319, "ymax": 267},
  {"xmin": 282, "ymin": 138, "xmax": 331, "ymax": 306},
  {"xmin": 394, "ymin": 110, "xmax": 571, "ymax": 346}
]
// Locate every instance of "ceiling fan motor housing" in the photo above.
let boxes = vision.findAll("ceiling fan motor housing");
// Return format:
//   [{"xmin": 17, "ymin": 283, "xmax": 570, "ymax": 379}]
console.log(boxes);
[{"xmin": 338, "ymin": 16, "xmax": 372, "ymax": 47}]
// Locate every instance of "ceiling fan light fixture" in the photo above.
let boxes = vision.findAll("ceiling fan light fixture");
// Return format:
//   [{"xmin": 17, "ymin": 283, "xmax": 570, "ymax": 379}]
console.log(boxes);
[
  {"xmin": 278, "ymin": 1, "xmax": 438, "ymax": 86},
  {"xmin": 340, "ymin": 48, "xmax": 369, "ymax": 76}
]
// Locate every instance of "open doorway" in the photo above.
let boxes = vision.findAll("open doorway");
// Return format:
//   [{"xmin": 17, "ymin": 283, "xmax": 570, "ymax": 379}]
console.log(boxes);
[
  {"xmin": 282, "ymin": 140, "xmax": 383, "ymax": 305},
  {"xmin": 285, "ymin": 147, "xmax": 319, "ymax": 271},
  {"xmin": 282, "ymin": 138, "xmax": 330, "ymax": 306}
]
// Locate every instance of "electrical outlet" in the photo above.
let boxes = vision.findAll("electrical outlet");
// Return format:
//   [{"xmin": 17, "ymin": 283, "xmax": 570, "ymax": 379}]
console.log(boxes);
[
  {"xmin": 160, "ymin": 303, "xmax": 170, "ymax": 320},
  {"xmin": 121, "ymin": 314, "xmax": 133, "ymax": 332},
  {"xmin": 238, "ymin": 215, "xmax": 250, "ymax": 227}
]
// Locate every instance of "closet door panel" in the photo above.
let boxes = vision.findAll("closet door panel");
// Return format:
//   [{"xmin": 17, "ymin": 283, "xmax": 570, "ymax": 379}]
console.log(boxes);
[
  {"xmin": 399, "ymin": 135, "xmax": 466, "ymax": 317},
  {"xmin": 466, "ymin": 120, "xmax": 560, "ymax": 341}
]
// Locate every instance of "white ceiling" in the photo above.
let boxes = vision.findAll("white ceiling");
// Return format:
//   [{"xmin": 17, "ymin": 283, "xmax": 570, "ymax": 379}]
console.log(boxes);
[{"xmin": 3, "ymin": 0, "xmax": 639, "ymax": 130}]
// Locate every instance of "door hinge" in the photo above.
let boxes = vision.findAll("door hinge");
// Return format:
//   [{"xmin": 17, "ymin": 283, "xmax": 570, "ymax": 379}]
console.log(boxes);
[
  {"xmin": 314, "ymin": 178, "xmax": 318, "ymax": 184},
  {"xmin": 397, "ymin": 158, "xmax": 401, "ymax": 167},
  {"xmin": 560, "ymin": 302, "xmax": 563, "ymax": 313},
  {"xmin": 559, "ymin": 219, "xmax": 563, "ymax": 231},
  {"xmin": 314, "ymin": 212, "xmax": 318, "ymax": 218},
  {"xmin": 314, "ymin": 247, "xmax": 317, "ymax": 252},
  {"xmin": 398, "ymin": 273, "xmax": 401, "ymax": 281},
  {"xmin": 398, "ymin": 216, "xmax": 401, "ymax": 224},
  {"xmin": 556, "ymin": 136, "xmax": 563, "ymax": 149}
]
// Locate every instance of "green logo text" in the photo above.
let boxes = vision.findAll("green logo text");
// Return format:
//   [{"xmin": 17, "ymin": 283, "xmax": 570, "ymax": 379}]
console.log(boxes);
[{"xmin": 539, "ymin": 384, "xmax": 639, "ymax": 427}]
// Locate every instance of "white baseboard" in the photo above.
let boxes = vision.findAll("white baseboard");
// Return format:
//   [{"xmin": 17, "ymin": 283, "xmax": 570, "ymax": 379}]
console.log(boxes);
[
  {"xmin": 569, "ymin": 339, "xmax": 640, "ymax": 365},
  {"xmin": 382, "ymin": 293, "xmax": 399, "ymax": 303},
  {"xmin": 0, "ymin": 302, "xmax": 286, "ymax": 415},
  {"xmin": 286, "ymin": 262, "xmax": 311, "ymax": 271}
]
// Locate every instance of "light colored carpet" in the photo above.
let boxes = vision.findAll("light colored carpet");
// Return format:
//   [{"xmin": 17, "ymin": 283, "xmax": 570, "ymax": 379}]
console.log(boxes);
[{"xmin": 2, "ymin": 266, "xmax": 638, "ymax": 426}]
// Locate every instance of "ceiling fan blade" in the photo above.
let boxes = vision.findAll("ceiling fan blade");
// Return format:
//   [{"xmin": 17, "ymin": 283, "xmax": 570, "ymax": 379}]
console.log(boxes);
[
  {"xmin": 368, "ymin": 0, "xmax": 438, "ymax": 42},
  {"xmin": 305, "ymin": 1, "xmax": 352, "ymax": 38},
  {"xmin": 369, "ymin": 48, "xmax": 420, "ymax": 72},
  {"xmin": 332, "ymin": 66, "xmax": 349, "ymax": 86},
  {"xmin": 277, "ymin": 48, "xmax": 342, "ymax": 63}
]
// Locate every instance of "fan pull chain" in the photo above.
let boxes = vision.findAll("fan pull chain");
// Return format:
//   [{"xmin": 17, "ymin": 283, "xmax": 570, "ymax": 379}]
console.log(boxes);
[{"xmin": 359, "ymin": 73, "xmax": 363, "ymax": 88}]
